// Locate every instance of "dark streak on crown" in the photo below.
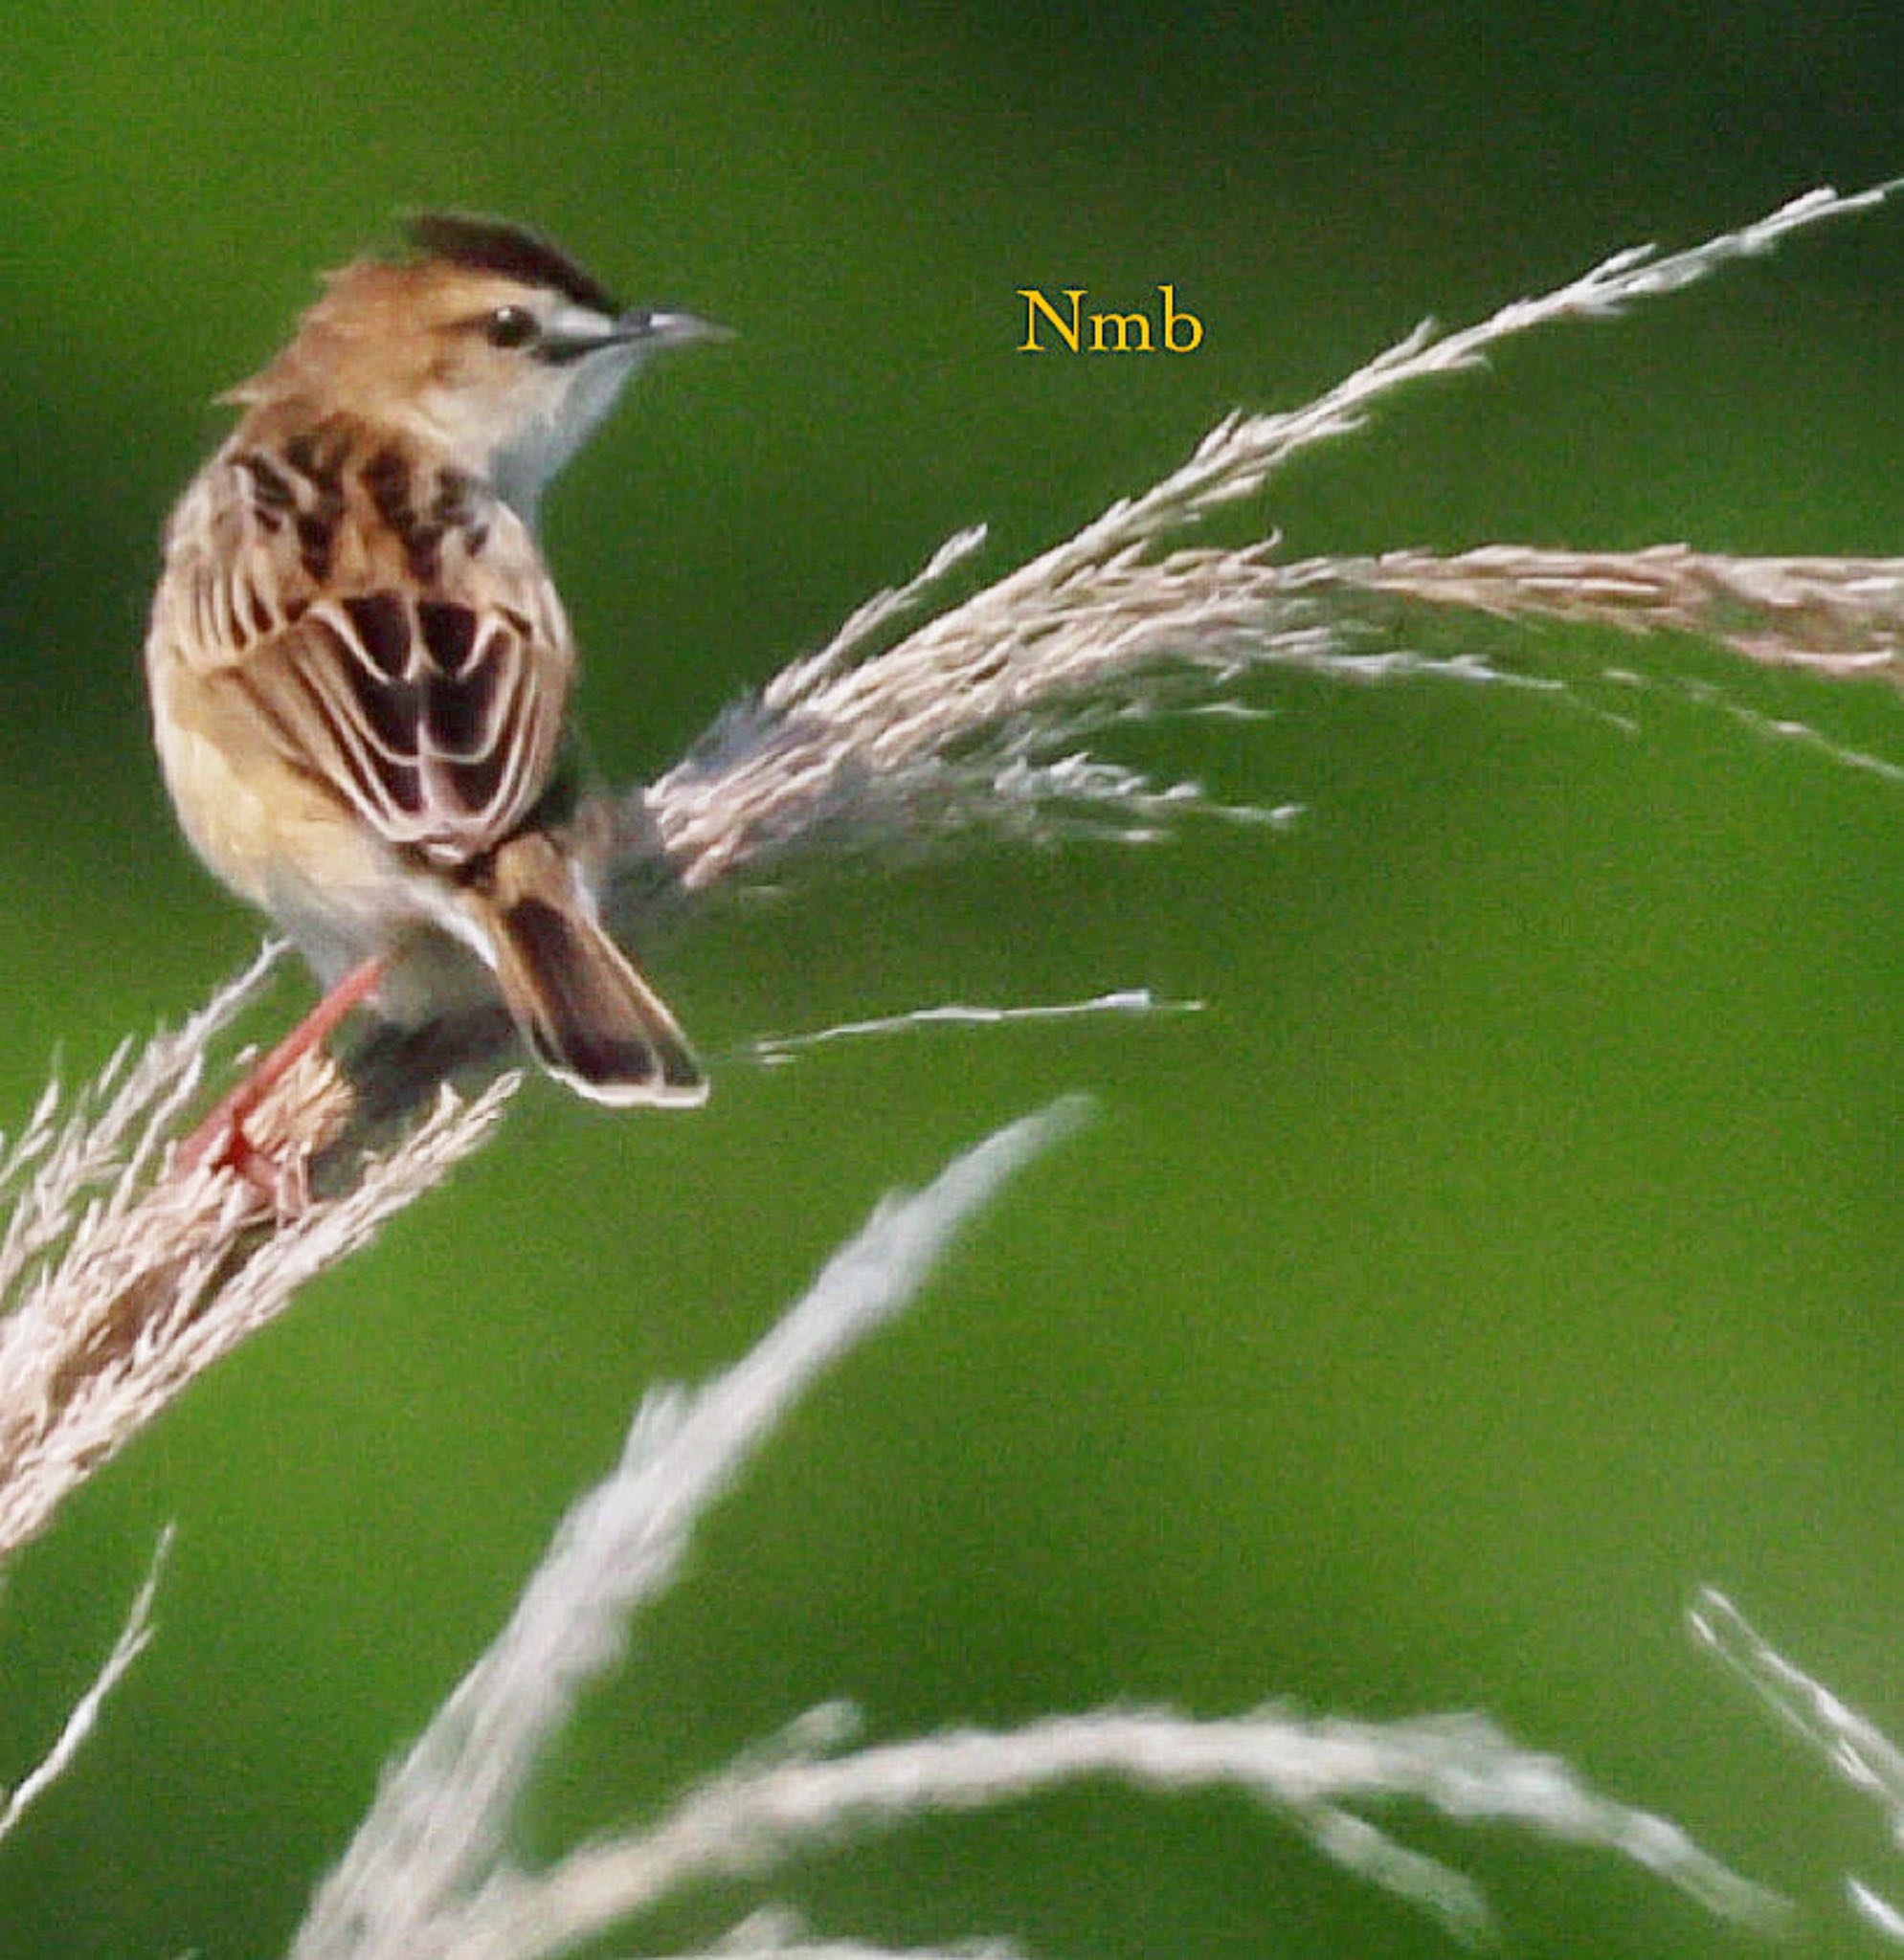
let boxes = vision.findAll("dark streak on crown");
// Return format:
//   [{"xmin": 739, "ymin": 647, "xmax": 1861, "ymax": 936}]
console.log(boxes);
[{"xmin": 405, "ymin": 213, "xmax": 623, "ymax": 318}]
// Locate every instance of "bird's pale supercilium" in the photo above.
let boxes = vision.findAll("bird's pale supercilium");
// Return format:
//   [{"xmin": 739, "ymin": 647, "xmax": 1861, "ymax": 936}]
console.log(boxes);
[{"xmin": 146, "ymin": 214, "xmax": 723, "ymax": 1145}]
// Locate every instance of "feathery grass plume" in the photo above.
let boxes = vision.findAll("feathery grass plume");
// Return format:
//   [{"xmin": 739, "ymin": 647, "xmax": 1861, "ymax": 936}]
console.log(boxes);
[
  {"xmin": 1, "ymin": 181, "xmax": 1897, "ymax": 1562},
  {"xmin": 0, "ymin": 944, "xmax": 516, "ymax": 1560},
  {"xmin": 743, "ymin": 988, "xmax": 1206, "ymax": 1068},
  {"xmin": 0, "ymin": 1527, "xmax": 170, "ymax": 1847},
  {"xmin": 632, "ymin": 183, "xmax": 1901, "ymax": 895},
  {"xmin": 289, "ymin": 1101, "xmax": 1085, "ymax": 1958},
  {"xmin": 431, "ymin": 1704, "xmax": 1785, "ymax": 1956},
  {"xmin": 289, "ymin": 1110, "xmax": 1782, "ymax": 1960},
  {"xmin": 701, "ymin": 1919, "xmax": 1027, "ymax": 1960},
  {"xmin": 1691, "ymin": 1588, "xmax": 1904, "ymax": 1941},
  {"xmin": 1327, "ymin": 546, "xmax": 1904, "ymax": 686}
]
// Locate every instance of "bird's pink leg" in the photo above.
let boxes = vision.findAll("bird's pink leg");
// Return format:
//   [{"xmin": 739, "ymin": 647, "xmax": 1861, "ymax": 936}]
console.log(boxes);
[{"xmin": 178, "ymin": 955, "xmax": 386, "ymax": 1182}]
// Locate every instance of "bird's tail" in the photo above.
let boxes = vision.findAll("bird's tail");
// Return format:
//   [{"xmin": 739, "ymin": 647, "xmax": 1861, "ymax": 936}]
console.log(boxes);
[{"xmin": 473, "ymin": 832, "xmax": 706, "ymax": 1108}]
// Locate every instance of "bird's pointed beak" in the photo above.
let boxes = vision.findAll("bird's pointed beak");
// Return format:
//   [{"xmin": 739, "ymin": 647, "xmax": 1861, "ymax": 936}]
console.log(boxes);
[
  {"xmin": 620, "ymin": 308, "xmax": 734, "ymax": 349},
  {"xmin": 542, "ymin": 304, "xmax": 732, "ymax": 365}
]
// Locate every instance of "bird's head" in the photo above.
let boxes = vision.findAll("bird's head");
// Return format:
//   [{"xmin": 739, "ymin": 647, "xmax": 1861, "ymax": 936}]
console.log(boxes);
[{"xmin": 230, "ymin": 213, "xmax": 727, "ymax": 514}]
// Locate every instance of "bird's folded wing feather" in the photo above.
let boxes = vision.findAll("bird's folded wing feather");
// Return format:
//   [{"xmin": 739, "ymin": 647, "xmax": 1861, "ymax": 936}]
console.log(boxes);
[
  {"xmin": 155, "ymin": 444, "xmax": 573, "ymax": 870},
  {"xmin": 225, "ymin": 588, "xmax": 567, "ymax": 862}
]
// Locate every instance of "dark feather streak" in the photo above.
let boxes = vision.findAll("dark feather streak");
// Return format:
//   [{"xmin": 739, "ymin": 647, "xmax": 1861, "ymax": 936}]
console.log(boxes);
[
  {"xmin": 417, "ymin": 599, "xmax": 480, "ymax": 676},
  {"xmin": 296, "ymin": 513, "xmax": 334, "ymax": 583},
  {"xmin": 406, "ymin": 212, "xmax": 622, "ymax": 318},
  {"xmin": 451, "ymin": 746, "xmax": 511, "ymax": 814},
  {"xmin": 342, "ymin": 592, "xmax": 413, "ymax": 679},
  {"xmin": 237, "ymin": 452, "xmax": 296, "ymax": 511}
]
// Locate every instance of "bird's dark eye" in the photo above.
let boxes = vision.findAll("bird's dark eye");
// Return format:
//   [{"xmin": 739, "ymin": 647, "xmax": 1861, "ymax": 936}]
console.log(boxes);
[{"xmin": 482, "ymin": 304, "xmax": 540, "ymax": 349}]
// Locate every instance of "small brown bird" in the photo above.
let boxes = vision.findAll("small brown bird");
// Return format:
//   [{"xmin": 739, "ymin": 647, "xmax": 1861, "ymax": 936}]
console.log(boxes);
[{"xmin": 146, "ymin": 215, "xmax": 722, "ymax": 1161}]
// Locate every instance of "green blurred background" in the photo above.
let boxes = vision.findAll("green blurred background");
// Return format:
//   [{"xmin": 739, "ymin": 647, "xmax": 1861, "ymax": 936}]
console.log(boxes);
[{"xmin": 1, "ymin": 4, "xmax": 1897, "ymax": 1954}]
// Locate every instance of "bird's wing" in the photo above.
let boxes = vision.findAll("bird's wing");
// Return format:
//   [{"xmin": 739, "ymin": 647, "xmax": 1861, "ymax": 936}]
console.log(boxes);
[
  {"xmin": 160, "ymin": 458, "xmax": 572, "ymax": 865},
  {"xmin": 229, "ymin": 588, "xmax": 566, "ymax": 862}
]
